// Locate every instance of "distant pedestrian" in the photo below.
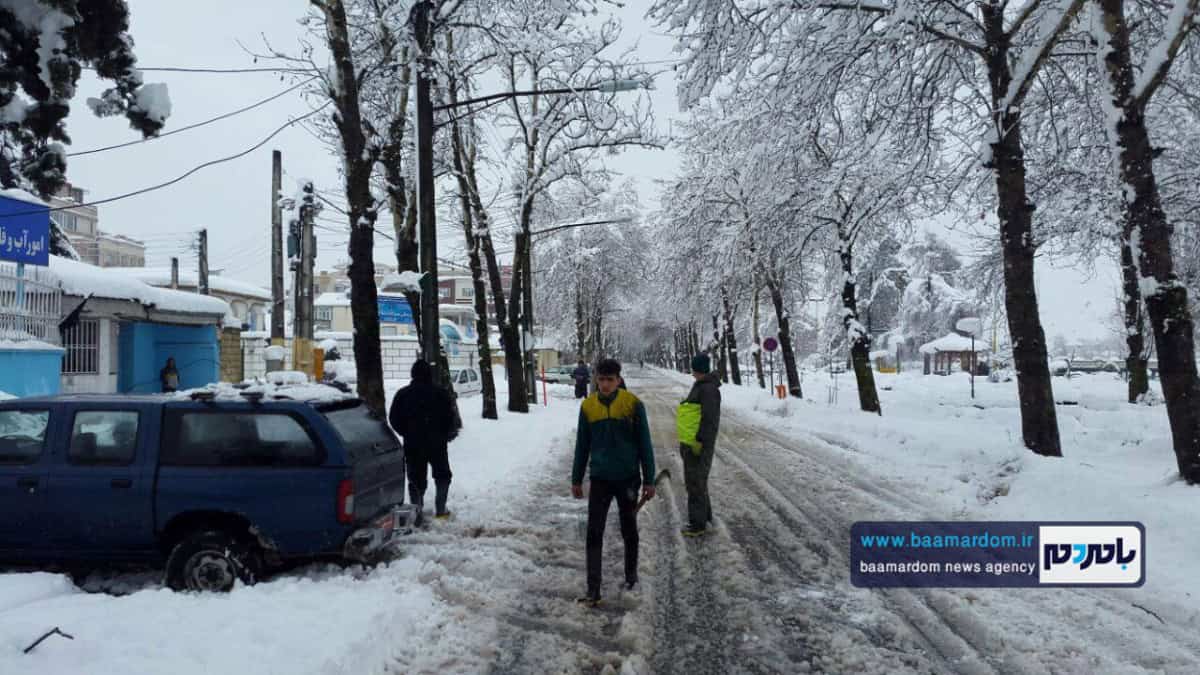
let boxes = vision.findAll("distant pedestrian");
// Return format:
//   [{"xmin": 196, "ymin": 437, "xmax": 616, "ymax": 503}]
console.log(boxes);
[
  {"xmin": 160, "ymin": 357, "xmax": 179, "ymax": 393},
  {"xmin": 389, "ymin": 360, "xmax": 461, "ymax": 521},
  {"xmin": 572, "ymin": 358, "xmax": 656, "ymax": 606},
  {"xmin": 572, "ymin": 360, "xmax": 590, "ymax": 399},
  {"xmin": 678, "ymin": 354, "xmax": 721, "ymax": 537}
]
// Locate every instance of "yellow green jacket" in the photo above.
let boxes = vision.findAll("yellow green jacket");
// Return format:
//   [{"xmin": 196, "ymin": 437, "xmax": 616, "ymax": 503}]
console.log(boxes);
[{"xmin": 572, "ymin": 389, "xmax": 655, "ymax": 484}]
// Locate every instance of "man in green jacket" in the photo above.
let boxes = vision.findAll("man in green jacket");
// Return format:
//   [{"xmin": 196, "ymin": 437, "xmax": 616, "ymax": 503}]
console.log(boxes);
[{"xmin": 572, "ymin": 358, "xmax": 656, "ymax": 606}]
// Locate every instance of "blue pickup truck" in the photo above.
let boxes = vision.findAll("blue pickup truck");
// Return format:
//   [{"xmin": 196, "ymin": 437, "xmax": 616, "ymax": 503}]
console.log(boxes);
[{"xmin": 0, "ymin": 388, "xmax": 417, "ymax": 592}]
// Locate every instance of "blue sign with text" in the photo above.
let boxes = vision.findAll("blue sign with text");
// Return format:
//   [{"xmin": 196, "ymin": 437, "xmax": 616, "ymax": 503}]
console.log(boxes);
[
  {"xmin": 378, "ymin": 295, "xmax": 415, "ymax": 324},
  {"xmin": 0, "ymin": 194, "xmax": 50, "ymax": 266}
]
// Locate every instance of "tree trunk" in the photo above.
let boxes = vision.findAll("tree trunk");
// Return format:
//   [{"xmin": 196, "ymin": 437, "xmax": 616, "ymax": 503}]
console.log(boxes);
[
  {"xmin": 981, "ymin": 4, "xmax": 1061, "ymax": 456},
  {"xmin": 752, "ymin": 286, "xmax": 765, "ymax": 388},
  {"xmin": 767, "ymin": 279, "xmax": 802, "ymax": 398},
  {"xmin": 1096, "ymin": 0, "xmax": 1200, "ymax": 481},
  {"xmin": 505, "ymin": 230, "xmax": 531, "ymax": 411},
  {"xmin": 446, "ymin": 51, "xmax": 497, "ymax": 419},
  {"xmin": 722, "ymin": 288, "xmax": 742, "ymax": 385},
  {"xmin": 319, "ymin": 0, "xmax": 384, "ymax": 414},
  {"xmin": 460, "ymin": 112, "xmax": 527, "ymax": 412},
  {"xmin": 839, "ymin": 237, "xmax": 881, "ymax": 414},
  {"xmin": 1121, "ymin": 229, "xmax": 1150, "ymax": 403}
]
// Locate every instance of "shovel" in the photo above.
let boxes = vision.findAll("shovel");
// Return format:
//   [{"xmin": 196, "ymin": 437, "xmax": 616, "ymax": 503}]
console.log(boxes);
[{"xmin": 635, "ymin": 468, "xmax": 671, "ymax": 514}]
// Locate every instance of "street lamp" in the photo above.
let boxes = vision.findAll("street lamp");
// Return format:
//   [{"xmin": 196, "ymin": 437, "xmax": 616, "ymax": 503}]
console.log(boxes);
[{"xmin": 410, "ymin": 26, "xmax": 648, "ymax": 396}]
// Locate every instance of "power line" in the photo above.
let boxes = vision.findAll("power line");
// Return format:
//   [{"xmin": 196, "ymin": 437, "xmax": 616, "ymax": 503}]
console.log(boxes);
[
  {"xmin": 84, "ymin": 65, "xmax": 314, "ymax": 75},
  {"xmin": 0, "ymin": 102, "xmax": 331, "ymax": 221},
  {"xmin": 69, "ymin": 77, "xmax": 318, "ymax": 157}
]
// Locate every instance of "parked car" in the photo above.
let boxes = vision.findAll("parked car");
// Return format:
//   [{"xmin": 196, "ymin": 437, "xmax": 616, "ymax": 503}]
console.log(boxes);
[
  {"xmin": 450, "ymin": 367, "xmax": 482, "ymax": 396},
  {"xmin": 0, "ymin": 389, "xmax": 417, "ymax": 592},
  {"xmin": 540, "ymin": 365, "xmax": 576, "ymax": 384}
]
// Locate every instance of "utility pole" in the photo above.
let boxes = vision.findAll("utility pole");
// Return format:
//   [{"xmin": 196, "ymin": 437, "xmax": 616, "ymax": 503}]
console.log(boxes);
[
  {"xmin": 413, "ymin": 0, "xmax": 443, "ymax": 387},
  {"xmin": 292, "ymin": 182, "xmax": 318, "ymax": 374},
  {"xmin": 170, "ymin": 257, "xmax": 179, "ymax": 289},
  {"xmin": 522, "ymin": 231, "xmax": 537, "ymax": 404},
  {"xmin": 197, "ymin": 229, "xmax": 209, "ymax": 295},
  {"xmin": 271, "ymin": 150, "xmax": 285, "ymax": 345}
]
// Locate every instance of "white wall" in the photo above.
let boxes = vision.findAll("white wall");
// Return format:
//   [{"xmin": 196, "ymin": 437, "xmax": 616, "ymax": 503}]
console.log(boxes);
[{"xmin": 241, "ymin": 334, "xmax": 477, "ymax": 383}]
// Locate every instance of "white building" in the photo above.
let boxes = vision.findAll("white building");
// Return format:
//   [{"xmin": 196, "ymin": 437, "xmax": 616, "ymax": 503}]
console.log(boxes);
[{"xmin": 49, "ymin": 182, "xmax": 146, "ymax": 268}]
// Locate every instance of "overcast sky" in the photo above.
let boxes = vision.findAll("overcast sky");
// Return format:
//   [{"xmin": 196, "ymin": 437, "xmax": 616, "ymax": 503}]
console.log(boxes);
[{"xmin": 60, "ymin": 0, "xmax": 1116, "ymax": 343}]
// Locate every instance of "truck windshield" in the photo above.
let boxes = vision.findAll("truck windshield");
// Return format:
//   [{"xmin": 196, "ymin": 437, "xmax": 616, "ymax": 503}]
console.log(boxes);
[{"xmin": 323, "ymin": 405, "xmax": 400, "ymax": 463}]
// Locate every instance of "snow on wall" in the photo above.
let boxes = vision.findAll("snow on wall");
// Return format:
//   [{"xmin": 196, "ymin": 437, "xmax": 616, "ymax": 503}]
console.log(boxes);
[{"xmin": 241, "ymin": 334, "xmax": 477, "ymax": 382}]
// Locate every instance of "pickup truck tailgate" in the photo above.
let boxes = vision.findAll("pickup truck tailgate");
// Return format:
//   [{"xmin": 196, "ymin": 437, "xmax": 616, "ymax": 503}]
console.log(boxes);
[{"xmin": 321, "ymin": 405, "xmax": 406, "ymax": 519}]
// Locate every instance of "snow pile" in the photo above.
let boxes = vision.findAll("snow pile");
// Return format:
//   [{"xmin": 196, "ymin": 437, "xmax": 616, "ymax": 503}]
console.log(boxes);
[
  {"xmin": 48, "ymin": 256, "xmax": 228, "ymax": 316},
  {"xmin": 381, "ymin": 271, "xmax": 424, "ymax": 293},
  {"xmin": 265, "ymin": 370, "xmax": 310, "ymax": 386},
  {"xmin": 132, "ymin": 82, "xmax": 171, "ymax": 124},
  {"xmin": 0, "ymin": 338, "xmax": 63, "ymax": 352},
  {"xmin": 175, "ymin": 380, "xmax": 354, "ymax": 405}
]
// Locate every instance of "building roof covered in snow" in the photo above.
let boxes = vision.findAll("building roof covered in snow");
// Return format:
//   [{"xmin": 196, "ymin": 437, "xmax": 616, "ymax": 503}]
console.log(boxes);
[
  {"xmin": 315, "ymin": 291, "xmax": 351, "ymax": 307},
  {"xmin": 49, "ymin": 256, "xmax": 229, "ymax": 317},
  {"xmin": 107, "ymin": 267, "xmax": 270, "ymax": 301},
  {"xmin": 919, "ymin": 332, "xmax": 989, "ymax": 355}
]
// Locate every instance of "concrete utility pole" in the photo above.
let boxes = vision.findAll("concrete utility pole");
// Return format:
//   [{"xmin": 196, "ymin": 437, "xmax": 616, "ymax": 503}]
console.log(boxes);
[
  {"xmin": 198, "ymin": 229, "xmax": 209, "ymax": 295},
  {"xmin": 271, "ymin": 150, "xmax": 285, "ymax": 345},
  {"xmin": 292, "ymin": 182, "xmax": 318, "ymax": 374},
  {"xmin": 521, "ymin": 231, "xmax": 537, "ymax": 404},
  {"xmin": 413, "ymin": 0, "xmax": 442, "ymax": 386},
  {"xmin": 170, "ymin": 257, "xmax": 179, "ymax": 289}
]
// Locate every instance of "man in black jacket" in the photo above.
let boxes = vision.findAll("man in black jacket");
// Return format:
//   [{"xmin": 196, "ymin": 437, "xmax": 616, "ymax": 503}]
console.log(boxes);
[
  {"xmin": 389, "ymin": 360, "xmax": 461, "ymax": 520},
  {"xmin": 681, "ymin": 354, "xmax": 721, "ymax": 536},
  {"xmin": 572, "ymin": 361, "xmax": 590, "ymax": 399}
]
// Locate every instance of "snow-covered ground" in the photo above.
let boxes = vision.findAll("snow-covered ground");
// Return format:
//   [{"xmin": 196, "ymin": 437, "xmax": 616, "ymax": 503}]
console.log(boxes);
[
  {"xmin": 669, "ymin": 366, "xmax": 1197, "ymax": 623},
  {"xmin": 0, "ymin": 380, "xmax": 579, "ymax": 675}
]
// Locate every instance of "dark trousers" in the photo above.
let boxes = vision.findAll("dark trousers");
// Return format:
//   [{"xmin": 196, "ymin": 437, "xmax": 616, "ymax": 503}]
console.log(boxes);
[
  {"xmin": 406, "ymin": 444, "xmax": 452, "ymax": 496},
  {"xmin": 680, "ymin": 444, "xmax": 714, "ymax": 528},
  {"xmin": 586, "ymin": 477, "xmax": 640, "ymax": 595}
]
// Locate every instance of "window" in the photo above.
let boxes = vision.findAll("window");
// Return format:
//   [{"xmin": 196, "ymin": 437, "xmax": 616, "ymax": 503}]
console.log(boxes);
[
  {"xmin": 163, "ymin": 412, "xmax": 322, "ymax": 467},
  {"xmin": 469, "ymin": 370, "xmax": 479, "ymax": 382},
  {"xmin": 69, "ymin": 411, "xmax": 139, "ymax": 465},
  {"xmin": 459, "ymin": 287, "xmax": 473, "ymax": 298},
  {"xmin": 0, "ymin": 409, "xmax": 49, "ymax": 464},
  {"xmin": 438, "ymin": 286, "xmax": 451, "ymax": 299},
  {"xmin": 323, "ymin": 405, "xmax": 400, "ymax": 463},
  {"xmin": 62, "ymin": 319, "xmax": 99, "ymax": 375},
  {"xmin": 316, "ymin": 306, "xmax": 333, "ymax": 322},
  {"xmin": 57, "ymin": 212, "xmax": 78, "ymax": 232}
]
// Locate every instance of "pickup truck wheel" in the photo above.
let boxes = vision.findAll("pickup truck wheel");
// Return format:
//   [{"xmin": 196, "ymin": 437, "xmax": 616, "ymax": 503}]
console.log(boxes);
[{"xmin": 165, "ymin": 530, "xmax": 261, "ymax": 593}]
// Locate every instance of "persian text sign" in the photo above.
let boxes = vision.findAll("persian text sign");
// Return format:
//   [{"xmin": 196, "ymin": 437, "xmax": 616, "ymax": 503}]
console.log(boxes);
[
  {"xmin": 0, "ymin": 194, "xmax": 50, "ymax": 266},
  {"xmin": 850, "ymin": 521, "xmax": 1144, "ymax": 588},
  {"xmin": 378, "ymin": 296, "xmax": 414, "ymax": 324}
]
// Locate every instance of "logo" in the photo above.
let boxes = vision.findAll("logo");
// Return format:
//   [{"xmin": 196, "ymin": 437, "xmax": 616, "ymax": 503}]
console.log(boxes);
[{"xmin": 1038, "ymin": 524, "xmax": 1144, "ymax": 586}]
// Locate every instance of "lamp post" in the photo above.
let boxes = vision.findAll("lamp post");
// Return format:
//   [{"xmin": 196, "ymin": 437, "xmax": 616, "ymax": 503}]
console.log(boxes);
[{"xmin": 411, "ymin": 44, "xmax": 645, "ymax": 392}]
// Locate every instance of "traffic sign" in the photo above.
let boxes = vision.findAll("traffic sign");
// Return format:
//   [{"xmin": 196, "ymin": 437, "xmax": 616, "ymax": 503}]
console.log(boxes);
[{"xmin": 763, "ymin": 337, "xmax": 779, "ymax": 352}]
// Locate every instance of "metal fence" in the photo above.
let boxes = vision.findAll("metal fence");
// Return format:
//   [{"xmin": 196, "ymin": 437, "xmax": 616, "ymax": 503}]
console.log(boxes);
[{"xmin": 0, "ymin": 262, "xmax": 61, "ymax": 343}]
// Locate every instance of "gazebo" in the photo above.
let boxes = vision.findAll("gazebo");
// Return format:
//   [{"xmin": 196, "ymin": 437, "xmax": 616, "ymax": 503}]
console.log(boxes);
[{"xmin": 919, "ymin": 332, "xmax": 987, "ymax": 375}]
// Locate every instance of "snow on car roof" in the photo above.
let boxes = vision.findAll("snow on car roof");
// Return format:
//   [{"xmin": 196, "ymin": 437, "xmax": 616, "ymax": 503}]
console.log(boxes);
[{"xmin": 176, "ymin": 380, "xmax": 358, "ymax": 405}]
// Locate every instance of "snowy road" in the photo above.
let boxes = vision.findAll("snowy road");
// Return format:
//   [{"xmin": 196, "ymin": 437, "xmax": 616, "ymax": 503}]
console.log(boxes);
[{"xmin": 450, "ymin": 370, "xmax": 1200, "ymax": 674}]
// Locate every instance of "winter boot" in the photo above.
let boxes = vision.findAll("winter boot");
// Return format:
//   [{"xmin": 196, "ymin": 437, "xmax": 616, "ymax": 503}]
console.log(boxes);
[
  {"xmin": 575, "ymin": 591, "xmax": 602, "ymax": 607},
  {"xmin": 434, "ymin": 479, "xmax": 452, "ymax": 519},
  {"xmin": 409, "ymin": 485, "xmax": 426, "ymax": 526}
]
